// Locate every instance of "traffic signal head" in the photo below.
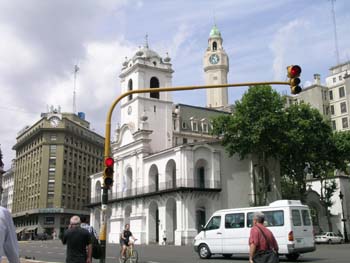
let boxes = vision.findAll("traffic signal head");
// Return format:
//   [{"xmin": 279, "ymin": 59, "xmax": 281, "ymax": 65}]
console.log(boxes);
[
  {"xmin": 287, "ymin": 65, "xmax": 302, "ymax": 95},
  {"xmin": 103, "ymin": 157, "xmax": 114, "ymax": 188}
]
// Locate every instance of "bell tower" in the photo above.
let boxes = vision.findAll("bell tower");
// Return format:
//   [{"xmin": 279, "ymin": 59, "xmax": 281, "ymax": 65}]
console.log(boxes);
[
  {"xmin": 118, "ymin": 39, "xmax": 174, "ymax": 151},
  {"xmin": 203, "ymin": 25, "xmax": 229, "ymax": 109}
]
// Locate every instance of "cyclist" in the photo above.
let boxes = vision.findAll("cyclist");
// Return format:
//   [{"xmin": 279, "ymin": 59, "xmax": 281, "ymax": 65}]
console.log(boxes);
[{"xmin": 120, "ymin": 224, "xmax": 137, "ymax": 259}]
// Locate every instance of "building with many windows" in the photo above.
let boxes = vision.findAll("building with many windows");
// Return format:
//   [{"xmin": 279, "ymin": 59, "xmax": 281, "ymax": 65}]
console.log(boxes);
[
  {"xmin": 326, "ymin": 61, "xmax": 350, "ymax": 131},
  {"xmin": 89, "ymin": 26, "xmax": 281, "ymax": 245},
  {"xmin": 12, "ymin": 108, "xmax": 104, "ymax": 239},
  {"xmin": 1, "ymin": 160, "xmax": 15, "ymax": 212}
]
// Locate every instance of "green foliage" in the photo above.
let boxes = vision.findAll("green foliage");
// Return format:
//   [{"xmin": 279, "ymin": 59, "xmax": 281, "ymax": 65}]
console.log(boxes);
[
  {"xmin": 281, "ymin": 103, "xmax": 335, "ymax": 198},
  {"xmin": 212, "ymin": 85, "xmax": 285, "ymax": 160},
  {"xmin": 323, "ymin": 180, "xmax": 337, "ymax": 209},
  {"xmin": 332, "ymin": 131, "xmax": 350, "ymax": 173},
  {"xmin": 212, "ymin": 85, "xmax": 342, "ymax": 201}
]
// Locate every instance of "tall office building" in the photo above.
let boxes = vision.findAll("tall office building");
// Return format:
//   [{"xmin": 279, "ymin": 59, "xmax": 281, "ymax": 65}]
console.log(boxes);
[{"xmin": 12, "ymin": 107, "xmax": 104, "ymax": 238}]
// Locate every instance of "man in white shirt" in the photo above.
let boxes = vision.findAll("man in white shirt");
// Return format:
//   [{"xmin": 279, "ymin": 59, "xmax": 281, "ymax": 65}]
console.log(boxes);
[{"xmin": 0, "ymin": 206, "xmax": 20, "ymax": 263}]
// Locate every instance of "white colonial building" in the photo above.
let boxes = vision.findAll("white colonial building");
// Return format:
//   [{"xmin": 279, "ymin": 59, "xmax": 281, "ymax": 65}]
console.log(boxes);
[{"xmin": 89, "ymin": 26, "xmax": 281, "ymax": 245}]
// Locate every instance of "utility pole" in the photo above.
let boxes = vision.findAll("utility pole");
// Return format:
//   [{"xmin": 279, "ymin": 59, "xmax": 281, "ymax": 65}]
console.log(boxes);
[{"xmin": 330, "ymin": 0, "xmax": 340, "ymax": 64}]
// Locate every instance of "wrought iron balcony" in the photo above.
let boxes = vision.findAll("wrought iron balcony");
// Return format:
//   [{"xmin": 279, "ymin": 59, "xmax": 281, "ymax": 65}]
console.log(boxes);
[{"xmin": 89, "ymin": 179, "xmax": 221, "ymax": 206}]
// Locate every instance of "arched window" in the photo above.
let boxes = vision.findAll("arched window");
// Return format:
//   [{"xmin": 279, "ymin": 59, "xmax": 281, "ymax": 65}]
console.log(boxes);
[
  {"xmin": 212, "ymin": 41, "xmax": 217, "ymax": 51},
  {"xmin": 150, "ymin": 77, "xmax": 160, "ymax": 99},
  {"xmin": 197, "ymin": 167, "xmax": 205, "ymax": 188},
  {"xmin": 128, "ymin": 79, "xmax": 133, "ymax": 101}
]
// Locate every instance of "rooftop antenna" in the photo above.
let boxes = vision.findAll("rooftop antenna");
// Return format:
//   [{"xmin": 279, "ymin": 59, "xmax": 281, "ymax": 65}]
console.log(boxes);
[
  {"xmin": 144, "ymin": 33, "xmax": 149, "ymax": 48},
  {"xmin": 73, "ymin": 64, "xmax": 79, "ymax": 114},
  {"xmin": 329, "ymin": 0, "xmax": 340, "ymax": 65}
]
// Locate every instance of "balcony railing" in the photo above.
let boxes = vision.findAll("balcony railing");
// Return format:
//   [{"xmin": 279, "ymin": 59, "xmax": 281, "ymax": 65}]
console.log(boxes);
[{"xmin": 90, "ymin": 179, "xmax": 221, "ymax": 205}]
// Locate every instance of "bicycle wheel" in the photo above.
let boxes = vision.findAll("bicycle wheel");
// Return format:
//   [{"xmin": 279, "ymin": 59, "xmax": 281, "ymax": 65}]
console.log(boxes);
[{"xmin": 127, "ymin": 249, "xmax": 138, "ymax": 263}]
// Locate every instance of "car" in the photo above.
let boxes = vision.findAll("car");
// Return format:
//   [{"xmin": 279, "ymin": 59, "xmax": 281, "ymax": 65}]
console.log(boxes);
[{"xmin": 314, "ymin": 232, "xmax": 344, "ymax": 244}]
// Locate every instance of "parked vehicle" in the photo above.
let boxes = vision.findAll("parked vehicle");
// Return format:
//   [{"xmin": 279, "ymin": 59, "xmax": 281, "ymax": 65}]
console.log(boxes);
[
  {"xmin": 315, "ymin": 232, "xmax": 344, "ymax": 244},
  {"xmin": 193, "ymin": 200, "xmax": 316, "ymax": 261}
]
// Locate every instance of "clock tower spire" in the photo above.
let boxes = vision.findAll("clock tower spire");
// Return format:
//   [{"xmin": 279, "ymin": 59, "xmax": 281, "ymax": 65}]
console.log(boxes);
[{"xmin": 203, "ymin": 24, "xmax": 229, "ymax": 109}]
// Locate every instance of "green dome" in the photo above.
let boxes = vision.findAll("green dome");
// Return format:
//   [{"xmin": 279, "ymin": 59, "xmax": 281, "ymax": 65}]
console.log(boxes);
[{"xmin": 209, "ymin": 25, "xmax": 221, "ymax": 38}]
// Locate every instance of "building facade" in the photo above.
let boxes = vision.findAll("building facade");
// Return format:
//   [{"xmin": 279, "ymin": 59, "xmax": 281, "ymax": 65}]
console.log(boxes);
[
  {"xmin": 326, "ymin": 61, "xmax": 350, "ymax": 131},
  {"xmin": 285, "ymin": 74, "xmax": 330, "ymax": 119},
  {"xmin": 1, "ymin": 160, "xmax": 15, "ymax": 212},
  {"xmin": 305, "ymin": 176, "xmax": 350, "ymax": 240},
  {"xmin": 89, "ymin": 26, "xmax": 281, "ymax": 245},
  {"xmin": 12, "ymin": 108, "xmax": 104, "ymax": 239}
]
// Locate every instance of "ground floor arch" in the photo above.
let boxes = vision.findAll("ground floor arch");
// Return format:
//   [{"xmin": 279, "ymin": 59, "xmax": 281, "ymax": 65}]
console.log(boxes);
[
  {"xmin": 148, "ymin": 200, "xmax": 160, "ymax": 244},
  {"xmin": 165, "ymin": 197, "xmax": 177, "ymax": 244}
]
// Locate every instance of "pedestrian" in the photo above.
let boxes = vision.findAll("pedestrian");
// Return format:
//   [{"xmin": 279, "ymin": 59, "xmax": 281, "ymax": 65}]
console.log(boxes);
[
  {"xmin": 80, "ymin": 216, "xmax": 98, "ymax": 238},
  {"xmin": 0, "ymin": 206, "xmax": 20, "ymax": 263},
  {"xmin": 249, "ymin": 212, "xmax": 279, "ymax": 263},
  {"xmin": 162, "ymin": 231, "xmax": 167, "ymax": 245},
  {"xmin": 62, "ymin": 215, "xmax": 92, "ymax": 263}
]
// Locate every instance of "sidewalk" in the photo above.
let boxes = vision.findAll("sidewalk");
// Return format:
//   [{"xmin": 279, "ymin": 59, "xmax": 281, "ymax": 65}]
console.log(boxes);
[{"xmin": 1, "ymin": 258, "xmax": 52, "ymax": 263}]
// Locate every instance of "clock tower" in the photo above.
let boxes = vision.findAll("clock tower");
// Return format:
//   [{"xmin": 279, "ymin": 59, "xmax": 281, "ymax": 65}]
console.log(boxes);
[{"xmin": 203, "ymin": 25, "xmax": 229, "ymax": 109}]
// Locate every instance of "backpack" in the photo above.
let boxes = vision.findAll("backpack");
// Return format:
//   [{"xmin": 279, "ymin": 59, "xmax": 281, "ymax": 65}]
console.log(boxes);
[
  {"xmin": 85, "ymin": 225, "xmax": 101, "ymax": 259},
  {"xmin": 91, "ymin": 232, "xmax": 102, "ymax": 259}
]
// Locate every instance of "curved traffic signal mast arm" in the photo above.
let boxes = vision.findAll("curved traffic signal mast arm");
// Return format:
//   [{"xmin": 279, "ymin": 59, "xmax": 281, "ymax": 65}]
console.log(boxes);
[{"xmin": 104, "ymin": 81, "xmax": 289, "ymax": 157}]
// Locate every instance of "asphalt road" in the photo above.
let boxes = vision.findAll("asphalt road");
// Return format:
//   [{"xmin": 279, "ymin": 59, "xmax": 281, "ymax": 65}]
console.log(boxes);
[{"xmin": 18, "ymin": 240, "xmax": 350, "ymax": 263}]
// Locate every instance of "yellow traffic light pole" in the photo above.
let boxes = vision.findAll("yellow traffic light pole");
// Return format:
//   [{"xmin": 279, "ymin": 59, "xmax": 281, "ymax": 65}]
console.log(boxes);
[{"xmin": 99, "ymin": 81, "xmax": 289, "ymax": 262}]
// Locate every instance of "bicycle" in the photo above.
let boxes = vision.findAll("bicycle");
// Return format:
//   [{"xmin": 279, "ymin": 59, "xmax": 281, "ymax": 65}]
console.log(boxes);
[{"xmin": 119, "ymin": 241, "xmax": 138, "ymax": 263}]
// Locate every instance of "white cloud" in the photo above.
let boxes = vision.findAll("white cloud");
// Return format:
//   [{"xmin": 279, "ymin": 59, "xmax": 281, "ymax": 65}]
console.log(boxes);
[
  {"xmin": 0, "ymin": 25, "xmax": 39, "ymax": 75},
  {"xmin": 270, "ymin": 19, "xmax": 308, "ymax": 81}
]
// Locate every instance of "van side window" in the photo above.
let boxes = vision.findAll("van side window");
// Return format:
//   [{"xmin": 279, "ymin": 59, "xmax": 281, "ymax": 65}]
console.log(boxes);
[
  {"xmin": 247, "ymin": 211, "xmax": 284, "ymax": 228},
  {"xmin": 225, "ymin": 213, "xmax": 245, "ymax": 229},
  {"xmin": 206, "ymin": 216, "xmax": 221, "ymax": 230},
  {"xmin": 292, "ymin": 210, "xmax": 302, "ymax": 226},
  {"xmin": 264, "ymin": 211, "xmax": 284, "ymax": 227},
  {"xmin": 301, "ymin": 210, "xmax": 311, "ymax": 226}
]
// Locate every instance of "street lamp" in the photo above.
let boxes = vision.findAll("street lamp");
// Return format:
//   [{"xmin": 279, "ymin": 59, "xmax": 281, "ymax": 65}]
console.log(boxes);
[{"xmin": 339, "ymin": 191, "xmax": 349, "ymax": 243}]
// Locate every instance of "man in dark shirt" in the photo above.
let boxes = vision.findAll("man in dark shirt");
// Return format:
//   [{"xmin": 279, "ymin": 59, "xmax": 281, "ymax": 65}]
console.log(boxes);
[{"xmin": 62, "ymin": 216, "xmax": 92, "ymax": 263}]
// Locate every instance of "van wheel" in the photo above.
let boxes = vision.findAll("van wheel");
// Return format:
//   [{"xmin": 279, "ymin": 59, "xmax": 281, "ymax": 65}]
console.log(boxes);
[
  {"xmin": 222, "ymin": 254, "xmax": 232, "ymax": 259},
  {"xmin": 286, "ymin": 253, "xmax": 300, "ymax": 261},
  {"xmin": 198, "ymin": 244, "xmax": 211, "ymax": 259}
]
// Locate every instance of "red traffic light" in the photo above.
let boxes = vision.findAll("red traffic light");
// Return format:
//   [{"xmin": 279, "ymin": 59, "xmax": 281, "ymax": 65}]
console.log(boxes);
[
  {"xmin": 288, "ymin": 65, "xmax": 302, "ymax": 78},
  {"xmin": 290, "ymin": 65, "xmax": 301, "ymax": 77},
  {"xmin": 105, "ymin": 157, "xmax": 114, "ymax": 167}
]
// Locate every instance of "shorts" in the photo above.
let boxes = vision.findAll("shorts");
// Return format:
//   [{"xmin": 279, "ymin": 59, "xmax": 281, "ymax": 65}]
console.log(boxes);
[{"xmin": 120, "ymin": 239, "xmax": 130, "ymax": 246}]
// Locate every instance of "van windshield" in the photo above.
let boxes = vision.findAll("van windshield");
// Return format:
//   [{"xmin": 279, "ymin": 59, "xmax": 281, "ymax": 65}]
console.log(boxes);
[{"xmin": 247, "ymin": 210, "xmax": 284, "ymax": 227}]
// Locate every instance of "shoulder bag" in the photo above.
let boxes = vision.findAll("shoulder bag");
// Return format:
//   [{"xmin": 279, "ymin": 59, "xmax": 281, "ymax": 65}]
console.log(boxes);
[{"xmin": 253, "ymin": 225, "xmax": 279, "ymax": 263}]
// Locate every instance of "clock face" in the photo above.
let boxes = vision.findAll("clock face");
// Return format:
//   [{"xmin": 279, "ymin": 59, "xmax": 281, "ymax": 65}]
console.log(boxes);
[
  {"xmin": 50, "ymin": 117, "xmax": 60, "ymax": 127},
  {"xmin": 209, "ymin": 54, "xmax": 219, "ymax": 64},
  {"xmin": 127, "ymin": 106, "xmax": 132, "ymax": 115}
]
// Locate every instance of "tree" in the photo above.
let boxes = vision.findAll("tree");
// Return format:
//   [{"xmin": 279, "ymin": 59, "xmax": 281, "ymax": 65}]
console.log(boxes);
[
  {"xmin": 332, "ymin": 131, "xmax": 350, "ymax": 174},
  {"xmin": 280, "ymin": 103, "xmax": 336, "ymax": 200},
  {"xmin": 323, "ymin": 180, "xmax": 337, "ymax": 232},
  {"xmin": 212, "ymin": 85, "xmax": 338, "ymax": 203},
  {"xmin": 212, "ymin": 85, "xmax": 286, "ymax": 205}
]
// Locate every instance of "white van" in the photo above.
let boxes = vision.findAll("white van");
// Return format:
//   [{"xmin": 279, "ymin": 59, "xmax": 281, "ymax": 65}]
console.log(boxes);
[{"xmin": 193, "ymin": 200, "xmax": 315, "ymax": 260}]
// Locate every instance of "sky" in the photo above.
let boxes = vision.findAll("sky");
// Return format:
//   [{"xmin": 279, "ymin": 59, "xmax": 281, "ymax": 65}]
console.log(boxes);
[{"xmin": 1, "ymin": 0, "xmax": 350, "ymax": 169}]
